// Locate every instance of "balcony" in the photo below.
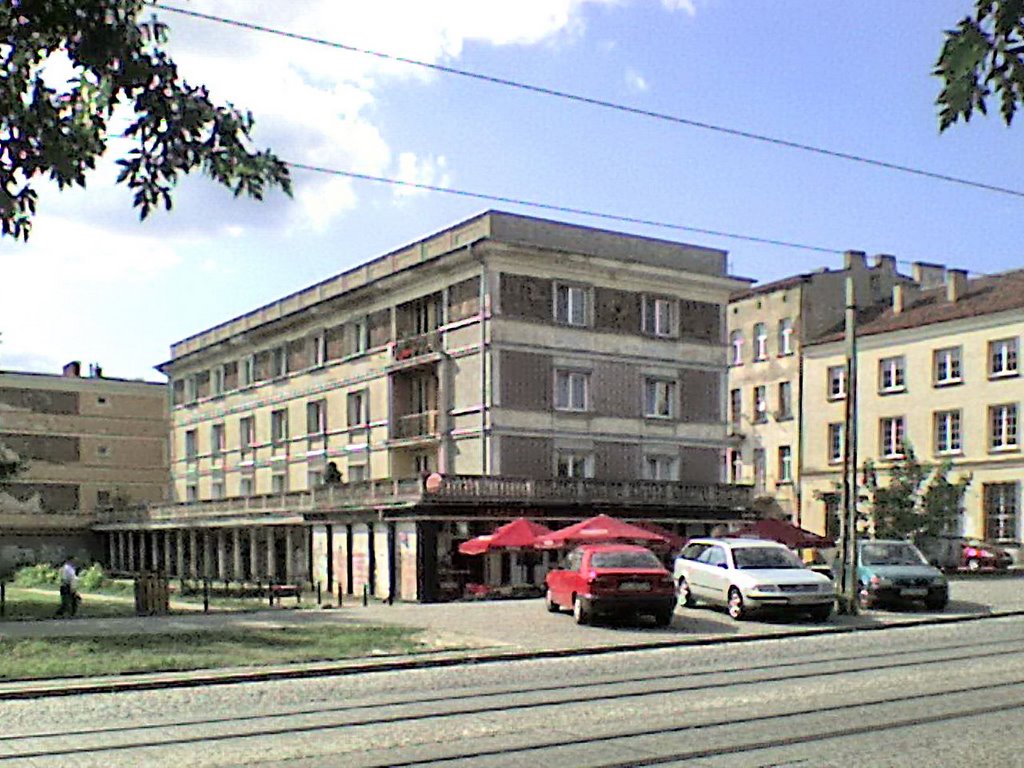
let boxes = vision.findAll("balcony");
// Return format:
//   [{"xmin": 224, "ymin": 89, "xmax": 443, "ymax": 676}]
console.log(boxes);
[
  {"xmin": 392, "ymin": 330, "xmax": 442, "ymax": 365},
  {"xmin": 391, "ymin": 410, "xmax": 439, "ymax": 441}
]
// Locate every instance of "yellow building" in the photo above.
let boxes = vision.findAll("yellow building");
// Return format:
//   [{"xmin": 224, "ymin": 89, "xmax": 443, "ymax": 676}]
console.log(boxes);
[{"xmin": 801, "ymin": 269, "xmax": 1024, "ymax": 543}]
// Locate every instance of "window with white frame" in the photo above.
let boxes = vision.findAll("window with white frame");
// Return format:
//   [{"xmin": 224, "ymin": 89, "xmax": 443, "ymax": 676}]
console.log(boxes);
[
  {"xmin": 934, "ymin": 409, "xmax": 962, "ymax": 454},
  {"xmin": 729, "ymin": 388, "xmax": 742, "ymax": 429},
  {"xmin": 879, "ymin": 355, "xmax": 906, "ymax": 393},
  {"xmin": 729, "ymin": 449, "xmax": 743, "ymax": 483},
  {"xmin": 984, "ymin": 482, "xmax": 1019, "ymax": 541},
  {"xmin": 348, "ymin": 463, "xmax": 368, "ymax": 483},
  {"xmin": 240, "ymin": 476, "xmax": 254, "ymax": 496},
  {"xmin": 239, "ymin": 416, "xmax": 255, "ymax": 461},
  {"xmin": 211, "ymin": 479, "xmax": 225, "ymax": 500},
  {"xmin": 210, "ymin": 423, "xmax": 225, "ymax": 459},
  {"xmin": 184, "ymin": 375, "xmax": 198, "ymax": 403},
  {"xmin": 554, "ymin": 370, "xmax": 589, "ymax": 411},
  {"xmin": 828, "ymin": 422, "xmax": 845, "ymax": 464},
  {"xmin": 555, "ymin": 451, "xmax": 594, "ymax": 478},
  {"xmin": 271, "ymin": 472, "xmax": 288, "ymax": 494},
  {"xmin": 241, "ymin": 355, "xmax": 256, "ymax": 386},
  {"xmin": 777, "ymin": 381, "xmax": 792, "ymax": 419},
  {"xmin": 351, "ymin": 318, "xmax": 369, "ymax": 355},
  {"xmin": 347, "ymin": 390, "xmax": 368, "ymax": 427},
  {"xmin": 307, "ymin": 468, "xmax": 324, "ymax": 489},
  {"xmin": 642, "ymin": 296, "xmax": 676, "ymax": 337},
  {"xmin": 271, "ymin": 409, "xmax": 289, "ymax": 452},
  {"xmin": 211, "ymin": 365, "xmax": 225, "ymax": 396},
  {"xmin": 933, "ymin": 346, "xmax": 962, "ymax": 386},
  {"xmin": 778, "ymin": 318, "xmax": 794, "ymax": 356},
  {"xmin": 989, "ymin": 338, "xmax": 1019, "ymax": 378},
  {"xmin": 306, "ymin": 400, "xmax": 327, "ymax": 436},
  {"xmin": 644, "ymin": 377, "xmax": 676, "ymax": 418},
  {"xmin": 729, "ymin": 330, "xmax": 744, "ymax": 365},
  {"xmin": 753, "ymin": 385, "xmax": 768, "ymax": 423},
  {"xmin": 828, "ymin": 365, "xmax": 847, "ymax": 399},
  {"xmin": 312, "ymin": 332, "xmax": 326, "ymax": 367},
  {"xmin": 990, "ymin": 403, "xmax": 1019, "ymax": 450},
  {"xmin": 753, "ymin": 323, "xmax": 768, "ymax": 361},
  {"xmin": 273, "ymin": 346, "xmax": 287, "ymax": 378},
  {"xmin": 643, "ymin": 454, "xmax": 680, "ymax": 481},
  {"xmin": 880, "ymin": 416, "xmax": 906, "ymax": 459},
  {"xmin": 554, "ymin": 283, "xmax": 589, "ymax": 326},
  {"xmin": 186, "ymin": 484, "xmax": 198, "ymax": 502},
  {"xmin": 184, "ymin": 430, "xmax": 197, "ymax": 461},
  {"xmin": 777, "ymin": 445, "xmax": 792, "ymax": 483}
]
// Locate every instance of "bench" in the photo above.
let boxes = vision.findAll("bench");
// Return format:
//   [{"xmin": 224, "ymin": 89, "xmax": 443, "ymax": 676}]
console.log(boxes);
[{"xmin": 269, "ymin": 583, "xmax": 302, "ymax": 605}]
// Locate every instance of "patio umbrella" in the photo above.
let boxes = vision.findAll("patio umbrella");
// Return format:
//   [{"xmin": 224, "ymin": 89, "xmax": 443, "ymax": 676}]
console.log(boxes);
[
  {"xmin": 535, "ymin": 514, "xmax": 671, "ymax": 549},
  {"xmin": 733, "ymin": 518, "xmax": 835, "ymax": 549},
  {"xmin": 458, "ymin": 518, "xmax": 554, "ymax": 555}
]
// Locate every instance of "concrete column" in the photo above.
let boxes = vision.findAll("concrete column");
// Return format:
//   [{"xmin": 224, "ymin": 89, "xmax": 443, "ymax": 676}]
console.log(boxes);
[
  {"xmin": 176, "ymin": 530, "xmax": 185, "ymax": 578},
  {"xmin": 108, "ymin": 533, "xmax": 117, "ymax": 570},
  {"xmin": 301, "ymin": 527, "xmax": 311, "ymax": 586},
  {"xmin": 117, "ymin": 531, "xmax": 126, "ymax": 571},
  {"xmin": 164, "ymin": 531, "xmax": 173, "ymax": 577},
  {"xmin": 266, "ymin": 527, "xmax": 277, "ymax": 581},
  {"xmin": 232, "ymin": 528, "xmax": 243, "ymax": 581},
  {"xmin": 126, "ymin": 530, "xmax": 135, "ymax": 572},
  {"xmin": 189, "ymin": 529, "xmax": 199, "ymax": 578},
  {"xmin": 285, "ymin": 526, "xmax": 295, "ymax": 584},
  {"xmin": 216, "ymin": 529, "xmax": 227, "ymax": 581},
  {"xmin": 203, "ymin": 531, "xmax": 214, "ymax": 579},
  {"xmin": 150, "ymin": 532, "xmax": 159, "ymax": 573},
  {"xmin": 249, "ymin": 527, "xmax": 259, "ymax": 580}
]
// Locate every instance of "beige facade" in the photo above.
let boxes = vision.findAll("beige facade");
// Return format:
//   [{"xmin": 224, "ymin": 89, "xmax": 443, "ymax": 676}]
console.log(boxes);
[
  {"xmin": 726, "ymin": 252, "xmax": 917, "ymax": 520},
  {"xmin": 800, "ymin": 269, "xmax": 1024, "ymax": 543},
  {"xmin": 0, "ymin": 364, "xmax": 167, "ymax": 517}
]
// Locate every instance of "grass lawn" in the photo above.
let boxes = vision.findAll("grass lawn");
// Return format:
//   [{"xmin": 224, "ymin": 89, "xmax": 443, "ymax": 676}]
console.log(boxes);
[
  {"xmin": 0, "ymin": 625, "xmax": 427, "ymax": 680},
  {"xmin": 0, "ymin": 587, "xmax": 137, "ymax": 620}
]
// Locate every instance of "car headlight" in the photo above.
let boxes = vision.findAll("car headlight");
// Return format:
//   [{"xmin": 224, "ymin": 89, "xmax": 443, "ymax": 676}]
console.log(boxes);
[
  {"xmin": 753, "ymin": 584, "xmax": 780, "ymax": 593},
  {"xmin": 869, "ymin": 575, "xmax": 891, "ymax": 587},
  {"xmin": 820, "ymin": 582, "xmax": 835, "ymax": 593}
]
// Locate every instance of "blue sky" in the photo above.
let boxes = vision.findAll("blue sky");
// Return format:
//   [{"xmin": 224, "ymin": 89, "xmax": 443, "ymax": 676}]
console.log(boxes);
[{"xmin": 3, "ymin": 0, "xmax": 1022, "ymax": 380}]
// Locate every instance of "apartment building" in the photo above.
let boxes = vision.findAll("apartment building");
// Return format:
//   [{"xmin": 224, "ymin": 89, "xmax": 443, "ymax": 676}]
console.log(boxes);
[
  {"xmin": 0, "ymin": 364, "xmax": 167, "ymax": 573},
  {"xmin": 96, "ymin": 211, "xmax": 754, "ymax": 601},
  {"xmin": 800, "ymin": 269, "xmax": 1024, "ymax": 543},
  {"xmin": 726, "ymin": 251, "xmax": 924, "ymax": 520}
]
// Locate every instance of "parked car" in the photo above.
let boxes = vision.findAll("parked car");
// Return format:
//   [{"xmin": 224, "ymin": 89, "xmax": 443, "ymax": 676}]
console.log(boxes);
[
  {"xmin": 673, "ymin": 538, "xmax": 834, "ymax": 622},
  {"xmin": 855, "ymin": 540, "xmax": 948, "ymax": 610},
  {"xmin": 544, "ymin": 544, "xmax": 677, "ymax": 626}
]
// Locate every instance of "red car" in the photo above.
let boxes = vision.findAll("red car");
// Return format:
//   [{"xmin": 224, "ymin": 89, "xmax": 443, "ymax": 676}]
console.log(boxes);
[
  {"xmin": 544, "ymin": 544, "xmax": 677, "ymax": 626},
  {"xmin": 961, "ymin": 540, "xmax": 1014, "ymax": 571}
]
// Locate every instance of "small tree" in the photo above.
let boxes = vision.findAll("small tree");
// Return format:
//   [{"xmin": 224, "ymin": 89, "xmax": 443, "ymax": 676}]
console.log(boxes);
[
  {"xmin": 863, "ymin": 446, "xmax": 930, "ymax": 539},
  {"xmin": 921, "ymin": 460, "xmax": 973, "ymax": 537}
]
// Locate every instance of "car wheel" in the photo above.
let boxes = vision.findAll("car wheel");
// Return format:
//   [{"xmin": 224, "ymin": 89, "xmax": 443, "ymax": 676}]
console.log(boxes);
[
  {"xmin": 967, "ymin": 558, "xmax": 980, "ymax": 572},
  {"xmin": 654, "ymin": 608, "xmax": 674, "ymax": 627},
  {"xmin": 809, "ymin": 604, "xmax": 833, "ymax": 622},
  {"xmin": 727, "ymin": 587, "xmax": 746, "ymax": 621},
  {"xmin": 925, "ymin": 595, "xmax": 948, "ymax": 611},
  {"xmin": 678, "ymin": 577, "xmax": 696, "ymax": 608},
  {"xmin": 544, "ymin": 589, "xmax": 560, "ymax": 613},
  {"xmin": 573, "ymin": 595, "xmax": 590, "ymax": 625}
]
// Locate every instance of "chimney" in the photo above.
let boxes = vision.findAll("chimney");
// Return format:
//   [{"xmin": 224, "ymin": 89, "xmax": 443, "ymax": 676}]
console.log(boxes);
[
  {"xmin": 912, "ymin": 261, "xmax": 946, "ymax": 289},
  {"xmin": 874, "ymin": 254, "xmax": 897, "ymax": 272},
  {"xmin": 843, "ymin": 250, "xmax": 867, "ymax": 271},
  {"xmin": 892, "ymin": 282, "xmax": 920, "ymax": 315},
  {"xmin": 62, "ymin": 361, "xmax": 81, "ymax": 378},
  {"xmin": 893, "ymin": 284, "xmax": 906, "ymax": 315},
  {"xmin": 946, "ymin": 269, "xmax": 968, "ymax": 303}
]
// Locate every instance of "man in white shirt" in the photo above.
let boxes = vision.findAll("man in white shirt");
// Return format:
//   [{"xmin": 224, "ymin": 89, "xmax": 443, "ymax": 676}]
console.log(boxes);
[{"xmin": 57, "ymin": 556, "xmax": 78, "ymax": 617}]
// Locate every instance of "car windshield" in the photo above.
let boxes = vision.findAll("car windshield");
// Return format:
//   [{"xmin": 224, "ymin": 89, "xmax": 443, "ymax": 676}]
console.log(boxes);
[
  {"xmin": 861, "ymin": 542, "xmax": 928, "ymax": 566},
  {"xmin": 590, "ymin": 551, "xmax": 662, "ymax": 569},
  {"xmin": 731, "ymin": 547, "xmax": 803, "ymax": 569}
]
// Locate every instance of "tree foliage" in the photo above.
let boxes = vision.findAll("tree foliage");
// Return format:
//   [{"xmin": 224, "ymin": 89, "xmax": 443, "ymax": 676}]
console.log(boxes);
[
  {"xmin": 1, "ymin": 0, "xmax": 291, "ymax": 240},
  {"xmin": 935, "ymin": 1, "xmax": 1024, "ymax": 129}
]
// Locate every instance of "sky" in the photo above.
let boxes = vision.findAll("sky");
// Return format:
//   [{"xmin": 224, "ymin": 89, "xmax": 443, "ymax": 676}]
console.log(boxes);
[{"xmin": 3, "ymin": 0, "xmax": 1023, "ymax": 381}]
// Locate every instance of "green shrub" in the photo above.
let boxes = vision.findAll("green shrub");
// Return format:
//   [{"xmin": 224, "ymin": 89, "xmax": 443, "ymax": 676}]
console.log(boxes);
[
  {"xmin": 77, "ymin": 563, "xmax": 106, "ymax": 591},
  {"xmin": 13, "ymin": 564, "xmax": 60, "ymax": 587}
]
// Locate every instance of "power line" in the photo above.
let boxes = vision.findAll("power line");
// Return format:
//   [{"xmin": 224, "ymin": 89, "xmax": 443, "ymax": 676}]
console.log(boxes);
[{"xmin": 152, "ymin": 2, "xmax": 1024, "ymax": 202}]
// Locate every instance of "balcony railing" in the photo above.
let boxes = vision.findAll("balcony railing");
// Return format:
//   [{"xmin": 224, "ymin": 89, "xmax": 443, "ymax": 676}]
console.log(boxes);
[
  {"xmin": 392, "ymin": 410, "xmax": 438, "ymax": 440},
  {"xmin": 393, "ymin": 330, "xmax": 441, "ymax": 362}
]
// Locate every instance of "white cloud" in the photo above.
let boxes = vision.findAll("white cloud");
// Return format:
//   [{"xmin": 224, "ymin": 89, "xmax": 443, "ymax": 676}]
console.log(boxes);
[
  {"xmin": 392, "ymin": 153, "xmax": 451, "ymax": 199},
  {"xmin": 662, "ymin": 0, "xmax": 697, "ymax": 16},
  {"xmin": 625, "ymin": 68, "xmax": 650, "ymax": 93}
]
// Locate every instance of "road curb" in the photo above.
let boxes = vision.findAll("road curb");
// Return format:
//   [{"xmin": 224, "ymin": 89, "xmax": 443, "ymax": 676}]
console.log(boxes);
[{"xmin": 2, "ymin": 608, "xmax": 1023, "ymax": 701}]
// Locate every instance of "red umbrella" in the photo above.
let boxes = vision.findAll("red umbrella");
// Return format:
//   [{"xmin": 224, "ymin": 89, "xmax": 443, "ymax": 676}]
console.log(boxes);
[
  {"xmin": 458, "ymin": 518, "xmax": 553, "ymax": 555},
  {"xmin": 733, "ymin": 518, "xmax": 834, "ymax": 549},
  {"xmin": 535, "ymin": 514, "xmax": 671, "ymax": 549}
]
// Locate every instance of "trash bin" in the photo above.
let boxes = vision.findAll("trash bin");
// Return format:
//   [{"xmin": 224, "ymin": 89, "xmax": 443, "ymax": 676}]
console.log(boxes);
[{"xmin": 134, "ymin": 572, "xmax": 170, "ymax": 616}]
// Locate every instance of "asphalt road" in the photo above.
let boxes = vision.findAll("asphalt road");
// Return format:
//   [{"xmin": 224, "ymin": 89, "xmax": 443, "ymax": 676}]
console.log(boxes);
[{"xmin": 2, "ymin": 613, "xmax": 1022, "ymax": 767}]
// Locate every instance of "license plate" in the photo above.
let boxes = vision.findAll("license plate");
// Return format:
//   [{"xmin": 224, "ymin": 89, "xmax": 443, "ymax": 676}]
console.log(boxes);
[
  {"xmin": 619, "ymin": 581, "xmax": 651, "ymax": 592},
  {"xmin": 901, "ymin": 588, "xmax": 927, "ymax": 597}
]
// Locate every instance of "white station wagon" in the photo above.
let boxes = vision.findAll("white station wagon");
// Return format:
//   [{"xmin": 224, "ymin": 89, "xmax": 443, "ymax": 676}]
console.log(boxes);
[{"xmin": 673, "ymin": 538, "xmax": 834, "ymax": 621}]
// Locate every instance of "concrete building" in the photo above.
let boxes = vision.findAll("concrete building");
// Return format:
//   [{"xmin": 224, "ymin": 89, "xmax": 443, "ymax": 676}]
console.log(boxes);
[
  {"xmin": 726, "ymin": 251, "xmax": 923, "ymax": 521},
  {"xmin": 0, "ymin": 364, "xmax": 167, "ymax": 574},
  {"xmin": 801, "ymin": 268, "xmax": 1024, "ymax": 543},
  {"xmin": 96, "ymin": 211, "xmax": 755, "ymax": 601}
]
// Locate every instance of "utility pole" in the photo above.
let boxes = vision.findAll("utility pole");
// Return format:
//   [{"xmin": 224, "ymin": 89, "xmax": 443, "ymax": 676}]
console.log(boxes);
[{"xmin": 839, "ymin": 275, "xmax": 860, "ymax": 614}]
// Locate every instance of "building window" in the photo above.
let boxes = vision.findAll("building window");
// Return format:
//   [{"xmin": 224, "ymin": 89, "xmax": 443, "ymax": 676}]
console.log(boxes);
[
  {"xmin": 306, "ymin": 400, "xmax": 327, "ymax": 436},
  {"xmin": 273, "ymin": 346, "xmax": 287, "ymax": 378},
  {"xmin": 554, "ymin": 283, "xmax": 589, "ymax": 326},
  {"xmin": 753, "ymin": 385, "xmax": 768, "ymax": 423},
  {"xmin": 729, "ymin": 449, "xmax": 743, "ymax": 483},
  {"xmin": 211, "ymin": 423, "xmax": 225, "ymax": 459},
  {"xmin": 934, "ymin": 410, "xmax": 962, "ymax": 455},
  {"xmin": 753, "ymin": 322, "xmax": 768, "ymax": 361},
  {"xmin": 347, "ymin": 390, "xmax": 368, "ymax": 427},
  {"xmin": 990, "ymin": 338, "xmax": 1019, "ymax": 378},
  {"xmin": 880, "ymin": 416, "xmax": 906, "ymax": 459},
  {"xmin": 752, "ymin": 448, "xmax": 766, "ymax": 493},
  {"xmin": 271, "ymin": 472, "xmax": 288, "ymax": 494},
  {"xmin": 312, "ymin": 332, "xmax": 326, "ymax": 367},
  {"xmin": 271, "ymin": 409, "xmax": 289, "ymax": 452},
  {"xmin": 729, "ymin": 388, "xmax": 742, "ymax": 430},
  {"xmin": 933, "ymin": 346, "xmax": 962, "ymax": 386},
  {"xmin": 984, "ymin": 482, "xmax": 1019, "ymax": 541},
  {"xmin": 729, "ymin": 330, "xmax": 743, "ymax": 366},
  {"xmin": 828, "ymin": 422, "xmax": 845, "ymax": 464},
  {"xmin": 777, "ymin": 446, "xmax": 792, "ymax": 483},
  {"xmin": 348, "ymin": 463, "xmax": 368, "ymax": 483},
  {"xmin": 239, "ymin": 416, "xmax": 255, "ymax": 462},
  {"xmin": 351, "ymin": 318, "xmax": 369, "ymax": 355},
  {"xmin": 643, "ymin": 454, "xmax": 680, "ymax": 481},
  {"xmin": 184, "ymin": 375, "xmax": 198, "ymax": 403},
  {"xmin": 642, "ymin": 296, "xmax": 676, "ymax": 337},
  {"xmin": 241, "ymin": 355, "xmax": 256, "ymax": 387},
  {"xmin": 990, "ymin": 404, "xmax": 1019, "ymax": 450},
  {"xmin": 879, "ymin": 355, "xmax": 906, "ymax": 393},
  {"xmin": 184, "ymin": 430, "xmax": 197, "ymax": 461},
  {"xmin": 96, "ymin": 490, "xmax": 111, "ymax": 506},
  {"xmin": 186, "ymin": 484, "xmax": 198, "ymax": 502},
  {"xmin": 308, "ymin": 468, "xmax": 324, "ymax": 489},
  {"xmin": 828, "ymin": 365, "xmax": 847, "ymax": 400},
  {"xmin": 554, "ymin": 370, "xmax": 589, "ymax": 411},
  {"xmin": 211, "ymin": 479, "xmax": 225, "ymax": 500},
  {"xmin": 644, "ymin": 378, "xmax": 676, "ymax": 419},
  {"xmin": 555, "ymin": 451, "xmax": 594, "ymax": 478},
  {"xmin": 240, "ymin": 476, "xmax": 254, "ymax": 497},
  {"xmin": 777, "ymin": 381, "xmax": 792, "ymax": 420},
  {"xmin": 211, "ymin": 366, "xmax": 225, "ymax": 396},
  {"xmin": 414, "ymin": 453, "xmax": 433, "ymax": 474},
  {"xmin": 778, "ymin": 318, "xmax": 794, "ymax": 356}
]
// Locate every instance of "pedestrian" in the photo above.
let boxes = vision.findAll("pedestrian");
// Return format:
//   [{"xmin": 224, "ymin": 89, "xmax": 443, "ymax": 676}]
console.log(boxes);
[{"xmin": 56, "ymin": 556, "xmax": 79, "ymax": 618}]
